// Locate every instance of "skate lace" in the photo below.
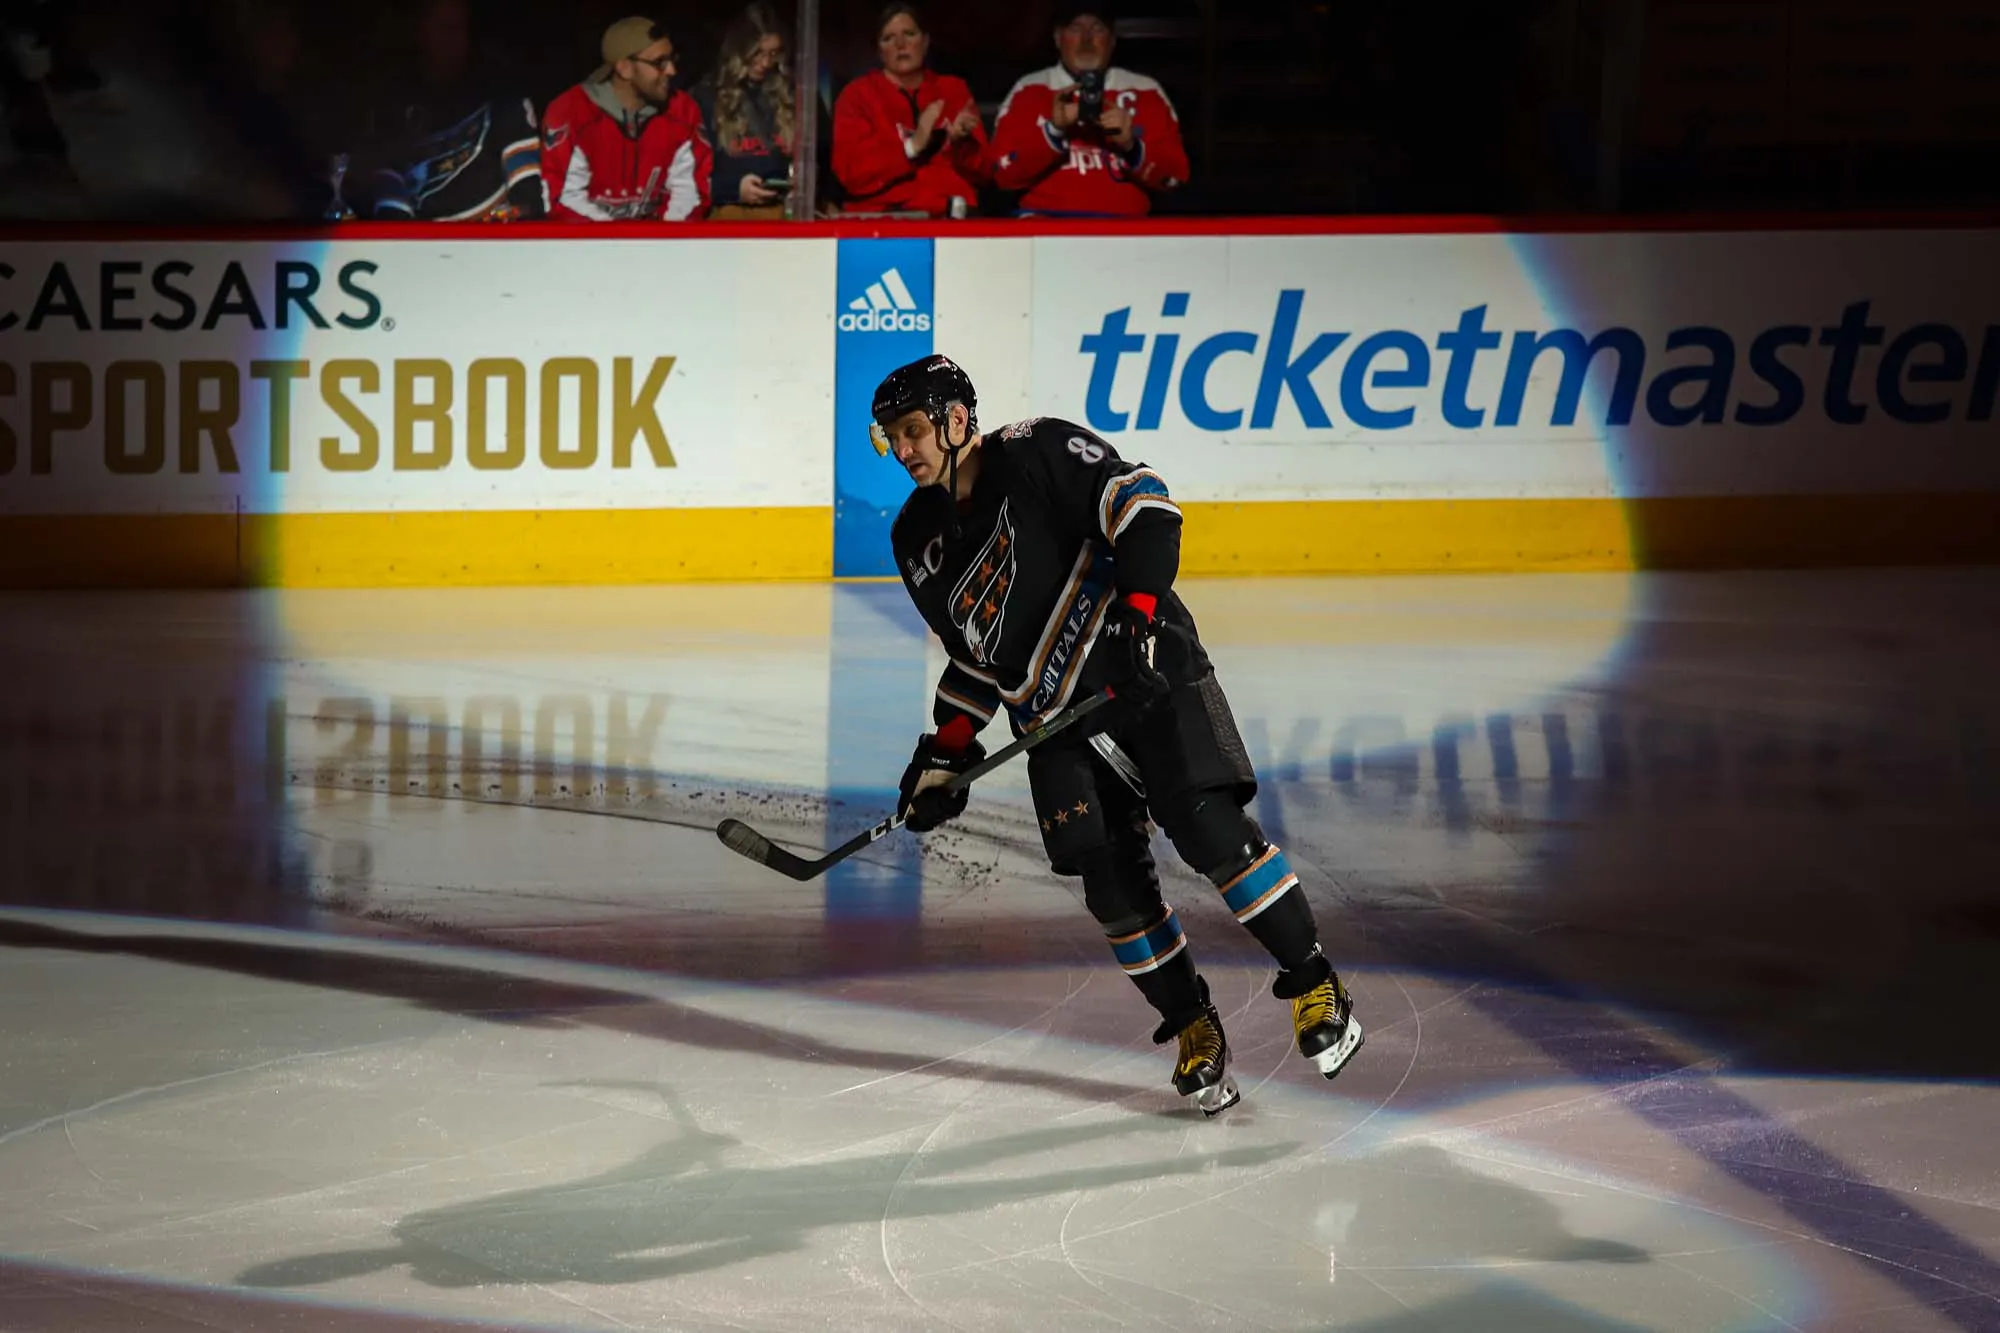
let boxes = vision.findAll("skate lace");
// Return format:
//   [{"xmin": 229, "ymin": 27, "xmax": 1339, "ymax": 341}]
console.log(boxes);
[
  {"xmin": 1176, "ymin": 1017, "xmax": 1222, "ymax": 1077},
  {"xmin": 1292, "ymin": 980, "xmax": 1340, "ymax": 1034}
]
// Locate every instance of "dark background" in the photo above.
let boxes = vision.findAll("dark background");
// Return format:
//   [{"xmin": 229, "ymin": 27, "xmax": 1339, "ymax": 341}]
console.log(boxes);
[{"xmin": 3, "ymin": 0, "xmax": 1998, "ymax": 222}]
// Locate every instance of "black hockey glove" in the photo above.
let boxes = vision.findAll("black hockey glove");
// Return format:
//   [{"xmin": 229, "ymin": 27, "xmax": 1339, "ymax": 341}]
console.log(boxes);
[
  {"xmin": 898, "ymin": 732, "xmax": 987, "ymax": 832},
  {"xmin": 1080, "ymin": 597, "xmax": 1173, "ymax": 720}
]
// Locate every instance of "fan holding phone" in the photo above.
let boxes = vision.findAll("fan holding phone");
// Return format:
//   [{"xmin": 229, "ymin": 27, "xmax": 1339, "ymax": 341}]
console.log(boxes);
[{"xmin": 693, "ymin": 2, "xmax": 802, "ymax": 218}]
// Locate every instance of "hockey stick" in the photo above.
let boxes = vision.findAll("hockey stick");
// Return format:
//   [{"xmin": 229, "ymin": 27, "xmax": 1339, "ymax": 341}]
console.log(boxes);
[{"xmin": 715, "ymin": 690, "xmax": 1115, "ymax": 881}]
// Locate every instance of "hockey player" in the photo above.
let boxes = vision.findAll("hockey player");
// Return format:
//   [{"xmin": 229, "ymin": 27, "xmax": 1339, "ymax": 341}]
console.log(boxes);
[{"xmin": 873, "ymin": 354, "xmax": 1362, "ymax": 1114}]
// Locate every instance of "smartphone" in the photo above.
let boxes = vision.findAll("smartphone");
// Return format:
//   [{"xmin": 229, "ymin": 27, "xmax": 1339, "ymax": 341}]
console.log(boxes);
[{"xmin": 761, "ymin": 177, "xmax": 795, "ymax": 194}]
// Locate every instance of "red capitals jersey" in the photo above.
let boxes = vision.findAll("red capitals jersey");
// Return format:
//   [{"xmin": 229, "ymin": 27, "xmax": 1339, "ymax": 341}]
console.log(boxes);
[
  {"xmin": 832, "ymin": 69, "xmax": 990, "ymax": 215},
  {"xmin": 992, "ymin": 67, "xmax": 1189, "ymax": 216},
  {"xmin": 539, "ymin": 81, "xmax": 712, "ymax": 221}
]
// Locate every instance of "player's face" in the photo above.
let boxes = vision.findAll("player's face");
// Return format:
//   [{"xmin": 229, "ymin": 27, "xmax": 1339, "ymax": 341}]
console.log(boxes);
[{"xmin": 885, "ymin": 409, "xmax": 945, "ymax": 484}]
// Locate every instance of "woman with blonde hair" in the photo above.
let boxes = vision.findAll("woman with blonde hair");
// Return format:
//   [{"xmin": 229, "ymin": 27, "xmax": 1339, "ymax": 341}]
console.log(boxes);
[{"xmin": 693, "ymin": 2, "xmax": 797, "ymax": 218}]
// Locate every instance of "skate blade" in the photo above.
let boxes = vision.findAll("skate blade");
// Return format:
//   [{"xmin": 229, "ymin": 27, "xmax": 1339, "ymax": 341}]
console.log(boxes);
[
  {"xmin": 1190, "ymin": 1074, "xmax": 1240, "ymax": 1117},
  {"xmin": 1310, "ymin": 1018, "xmax": 1364, "ymax": 1081}
]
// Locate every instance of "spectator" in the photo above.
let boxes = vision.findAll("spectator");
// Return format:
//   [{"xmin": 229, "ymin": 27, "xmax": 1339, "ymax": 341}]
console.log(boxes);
[
  {"xmin": 540, "ymin": 15, "xmax": 711, "ymax": 221},
  {"xmin": 0, "ymin": 0, "xmax": 96, "ymax": 174},
  {"xmin": 831, "ymin": 3, "xmax": 987, "ymax": 217},
  {"xmin": 991, "ymin": 4, "xmax": 1188, "ymax": 216},
  {"xmin": 692, "ymin": 2, "xmax": 795, "ymax": 220},
  {"xmin": 354, "ymin": 0, "xmax": 547, "ymax": 221},
  {"xmin": 215, "ymin": 0, "xmax": 351, "ymax": 220}
]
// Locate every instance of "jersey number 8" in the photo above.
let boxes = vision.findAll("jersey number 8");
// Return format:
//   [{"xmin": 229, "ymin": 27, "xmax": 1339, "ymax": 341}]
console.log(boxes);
[{"xmin": 1067, "ymin": 436, "xmax": 1106, "ymax": 465}]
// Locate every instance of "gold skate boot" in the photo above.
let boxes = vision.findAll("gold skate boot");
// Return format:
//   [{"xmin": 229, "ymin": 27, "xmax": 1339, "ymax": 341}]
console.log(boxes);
[{"xmin": 1291, "ymin": 970, "xmax": 1363, "ymax": 1081}]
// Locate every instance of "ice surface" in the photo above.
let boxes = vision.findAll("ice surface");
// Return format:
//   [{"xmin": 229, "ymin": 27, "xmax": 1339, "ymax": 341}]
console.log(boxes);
[{"xmin": 3, "ymin": 569, "xmax": 1998, "ymax": 1331}]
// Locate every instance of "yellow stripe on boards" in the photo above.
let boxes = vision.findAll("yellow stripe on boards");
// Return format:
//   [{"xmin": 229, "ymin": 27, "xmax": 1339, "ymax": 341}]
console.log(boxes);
[
  {"xmin": 0, "ymin": 514, "xmax": 247, "ymax": 588},
  {"xmin": 1178, "ymin": 499, "xmax": 1636, "ymax": 575},
  {"xmin": 1178, "ymin": 494, "xmax": 2000, "ymax": 575},
  {"xmin": 271, "ymin": 507, "xmax": 830, "ymax": 587},
  {"xmin": 0, "ymin": 508, "xmax": 831, "ymax": 589},
  {"xmin": 1619, "ymin": 493, "xmax": 2000, "ymax": 570},
  {"xmin": 3, "ymin": 494, "xmax": 1998, "ymax": 589}
]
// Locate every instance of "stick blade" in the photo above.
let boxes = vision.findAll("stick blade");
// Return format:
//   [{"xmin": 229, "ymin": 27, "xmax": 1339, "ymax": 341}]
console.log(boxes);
[{"xmin": 715, "ymin": 818, "xmax": 820, "ymax": 880}]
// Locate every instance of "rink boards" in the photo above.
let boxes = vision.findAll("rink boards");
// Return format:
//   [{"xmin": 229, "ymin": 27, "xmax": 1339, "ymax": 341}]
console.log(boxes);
[{"xmin": 0, "ymin": 218, "xmax": 1996, "ymax": 586}]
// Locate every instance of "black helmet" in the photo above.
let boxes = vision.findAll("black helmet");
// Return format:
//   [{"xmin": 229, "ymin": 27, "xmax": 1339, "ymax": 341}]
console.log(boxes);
[{"xmin": 871, "ymin": 354, "xmax": 978, "ymax": 456}]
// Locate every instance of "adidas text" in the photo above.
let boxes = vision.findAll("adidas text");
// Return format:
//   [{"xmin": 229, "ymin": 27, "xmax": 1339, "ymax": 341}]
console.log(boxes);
[{"xmin": 840, "ymin": 308, "xmax": 932, "ymax": 333}]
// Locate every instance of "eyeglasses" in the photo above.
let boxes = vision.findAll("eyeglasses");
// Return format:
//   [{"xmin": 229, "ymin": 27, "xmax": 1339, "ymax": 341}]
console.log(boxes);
[{"xmin": 632, "ymin": 52, "xmax": 676, "ymax": 71}]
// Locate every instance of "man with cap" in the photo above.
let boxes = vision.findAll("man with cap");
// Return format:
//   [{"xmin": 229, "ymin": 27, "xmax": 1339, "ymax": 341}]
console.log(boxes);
[
  {"xmin": 540, "ymin": 15, "xmax": 712, "ymax": 221},
  {"xmin": 990, "ymin": 3, "xmax": 1189, "ymax": 216}
]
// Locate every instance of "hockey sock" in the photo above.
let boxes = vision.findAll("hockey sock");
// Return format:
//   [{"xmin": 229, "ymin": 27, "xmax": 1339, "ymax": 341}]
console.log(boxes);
[
  {"xmin": 1212, "ymin": 842, "xmax": 1332, "ymax": 986},
  {"xmin": 1104, "ymin": 905, "xmax": 1204, "ymax": 1032}
]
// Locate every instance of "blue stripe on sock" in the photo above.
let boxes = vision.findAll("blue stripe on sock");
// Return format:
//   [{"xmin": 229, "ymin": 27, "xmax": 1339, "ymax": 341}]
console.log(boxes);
[
  {"xmin": 1108, "ymin": 908, "xmax": 1185, "ymax": 973},
  {"xmin": 1221, "ymin": 848, "xmax": 1296, "ymax": 919}
]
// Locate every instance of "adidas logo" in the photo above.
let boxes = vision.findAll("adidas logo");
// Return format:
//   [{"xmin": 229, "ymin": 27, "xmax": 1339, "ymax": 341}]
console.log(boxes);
[{"xmin": 838, "ymin": 266, "xmax": 932, "ymax": 333}]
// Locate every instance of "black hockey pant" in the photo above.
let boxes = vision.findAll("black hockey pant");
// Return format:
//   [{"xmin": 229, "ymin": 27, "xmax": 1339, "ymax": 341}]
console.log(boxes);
[{"xmin": 1025, "ymin": 672, "xmax": 1333, "ymax": 1038}]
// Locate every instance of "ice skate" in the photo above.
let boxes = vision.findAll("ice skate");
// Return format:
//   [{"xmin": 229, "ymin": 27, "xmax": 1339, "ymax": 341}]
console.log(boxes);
[
  {"xmin": 1157, "ymin": 1001, "xmax": 1240, "ymax": 1116},
  {"xmin": 1291, "ymin": 970, "xmax": 1363, "ymax": 1081}
]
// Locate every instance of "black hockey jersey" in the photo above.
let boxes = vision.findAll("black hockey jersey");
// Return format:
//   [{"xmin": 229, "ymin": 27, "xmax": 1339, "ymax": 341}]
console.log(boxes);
[
  {"xmin": 365, "ymin": 96, "xmax": 547, "ymax": 221},
  {"xmin": 891, "ymin": 416, "xmax": 1196, "ymax": 734}
]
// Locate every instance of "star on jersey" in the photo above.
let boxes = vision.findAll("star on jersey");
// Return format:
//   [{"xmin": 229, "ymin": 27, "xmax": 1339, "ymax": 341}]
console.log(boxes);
[{"xmin": 1041, "ymin": 797, "xmax": 1091, "ymax": 834}]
